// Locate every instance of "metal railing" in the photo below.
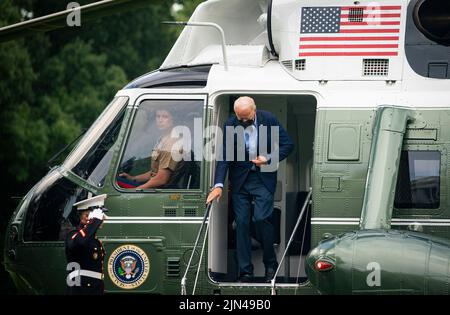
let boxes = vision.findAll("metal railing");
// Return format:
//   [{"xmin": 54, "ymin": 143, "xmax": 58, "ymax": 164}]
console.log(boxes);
[
  {"xmin": 270, "ymin": 188, "xmax": 312, "ymax": 295},
  {"xmin": 162, "ymin": 21, "xmax": 229, "ymax": 71},
  {"xmin": 181, "ymin": 203, "xmax": 212, "ymax": 295}
]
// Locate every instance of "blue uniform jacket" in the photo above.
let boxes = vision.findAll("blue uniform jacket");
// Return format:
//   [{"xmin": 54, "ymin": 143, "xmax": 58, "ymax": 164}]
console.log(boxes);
[{"xmin": 65, "ymin": 218, "xmax": 105, "ymax": 287}]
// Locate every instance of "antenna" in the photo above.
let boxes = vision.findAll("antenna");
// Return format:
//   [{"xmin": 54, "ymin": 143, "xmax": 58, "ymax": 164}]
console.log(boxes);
[{"xmin": 163, "ymin": 21, "xmax": 229, "ymax": 71}]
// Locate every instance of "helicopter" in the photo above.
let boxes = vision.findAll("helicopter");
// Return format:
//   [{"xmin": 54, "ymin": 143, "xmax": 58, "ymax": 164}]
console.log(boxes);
[{"xmin": 2, "ymin": 0, "xmax": 450, "ymax": 295}]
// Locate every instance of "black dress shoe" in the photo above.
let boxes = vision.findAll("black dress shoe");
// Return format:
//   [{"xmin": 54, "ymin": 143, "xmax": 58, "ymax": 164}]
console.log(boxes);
[{"xmin": 238, "ymin": 274, "xmax": 254, "ymax": 283}]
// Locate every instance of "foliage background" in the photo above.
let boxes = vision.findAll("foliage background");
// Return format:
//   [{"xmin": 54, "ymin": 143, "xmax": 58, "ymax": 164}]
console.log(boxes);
[{"xmin": 0, "ymin": 0, "xmax": 203, "ymax": 294}]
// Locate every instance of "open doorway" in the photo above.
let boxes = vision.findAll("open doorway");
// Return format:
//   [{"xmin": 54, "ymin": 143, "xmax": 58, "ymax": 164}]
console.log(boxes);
[{"xmin": 208, "ymin": 93, "xmax": 317, "ymax": 284}]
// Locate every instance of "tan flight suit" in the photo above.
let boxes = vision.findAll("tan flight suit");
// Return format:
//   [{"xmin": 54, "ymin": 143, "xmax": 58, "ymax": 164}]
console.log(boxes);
[{"xmin": 150, "ymin": 135, "xmax": 183, "ymax": 177}]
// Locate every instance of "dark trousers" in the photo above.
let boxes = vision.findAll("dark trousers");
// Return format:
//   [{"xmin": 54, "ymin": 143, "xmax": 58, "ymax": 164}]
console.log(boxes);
[{"xmin": 232, "ymin": 171, "xmax": 277, "ymax": 276}]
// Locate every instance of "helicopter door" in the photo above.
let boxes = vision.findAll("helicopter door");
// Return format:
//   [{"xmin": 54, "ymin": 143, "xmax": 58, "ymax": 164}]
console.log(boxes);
[
  {"xmin": 208, "ymin": 94, "xmax": 317, "ymax": 284},
  {"xmin": 108, "ymin": 95, "xmax": 207, "ymax": 293}
]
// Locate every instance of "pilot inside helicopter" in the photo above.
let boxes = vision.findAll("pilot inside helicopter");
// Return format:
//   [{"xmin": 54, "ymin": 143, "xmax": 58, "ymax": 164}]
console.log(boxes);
[{"xmin": 117, "ymin": 108, "xmax": 184, "ymax": 189}]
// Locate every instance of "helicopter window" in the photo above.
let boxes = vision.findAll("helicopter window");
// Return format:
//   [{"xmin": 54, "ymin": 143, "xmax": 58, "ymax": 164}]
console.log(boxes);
[
  {"xmin": 125, "ymin": 65, "xmax": 211, "ymax": 89},
  {"xmin": 24, "ymin": 174, "xmax": 91, "ymax": 241},
  {"xmin": 117, "ymin": 99, "xmax": 203, "ymax": 190},
  {"xmin": 394, "ymin": 151, "xmax": 440, "ymax": 209},
  {"xmin": 72, "ymin": 109, "xmax": 126, "ymax": 187}
]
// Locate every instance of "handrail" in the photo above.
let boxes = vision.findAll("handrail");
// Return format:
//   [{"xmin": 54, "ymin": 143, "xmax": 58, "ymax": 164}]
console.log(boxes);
[
  {"xmin": 192, "ymin": 217, "xmax": 210, "ymax": 295},
  {"xmin": 271, "ymin": 188, "xmax": 312, "ymax": 295},
  {"xmin": 162, "ymin": 21, "xmax": 229, "ymax": 71},
  {"xmin": 181, "ymin": 203, "xmax": 212, "ymax": 295}
]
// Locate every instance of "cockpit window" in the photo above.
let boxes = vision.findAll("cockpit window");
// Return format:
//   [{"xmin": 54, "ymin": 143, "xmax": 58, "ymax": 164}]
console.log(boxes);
[
  {"xmin": 72, "ymin": 108, "xmax": 125, "ymax": 187},
  {"xmin": 24, "ymin": 172, "xmax": 91, "ymax": 241},
  {"xmin": 116, "ymin": 99, "xmax": 203, "ymax": 190},
  {"xmin": 63, "ymin": 96, "xmax": 128, "ymax": 182},
  {"xmin": 394, "ymin": 151, "xmax": 440, "ymax": 209}
]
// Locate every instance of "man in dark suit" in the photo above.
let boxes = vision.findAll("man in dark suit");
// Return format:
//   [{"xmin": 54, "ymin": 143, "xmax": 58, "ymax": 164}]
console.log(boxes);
[{"xmin": 207, "ymin": 96, "xmax": 293, "ymax": 282}]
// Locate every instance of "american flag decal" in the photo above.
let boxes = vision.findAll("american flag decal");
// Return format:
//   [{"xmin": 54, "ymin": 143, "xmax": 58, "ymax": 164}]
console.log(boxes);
[{"xmin": 299, "ymin": 6, "xmax": 402, "ymax": 57}]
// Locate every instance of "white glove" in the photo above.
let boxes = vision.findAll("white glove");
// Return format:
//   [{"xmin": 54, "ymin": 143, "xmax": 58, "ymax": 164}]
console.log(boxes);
[{"xmin": 88, "ymin": 208, "xmax": 104, "ymax": 221}]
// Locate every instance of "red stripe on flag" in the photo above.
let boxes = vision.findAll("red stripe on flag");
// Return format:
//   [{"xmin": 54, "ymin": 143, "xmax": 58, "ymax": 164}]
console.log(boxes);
[
  {"xmin": 341, "ymin": 13, "xmax": 401, "ymax": 18},
  {"xmin": 340, "ymin": 6, "xmax": 401, "ymax": 10},
  {"xmin": 340, "ymin": 29, "xmax": 400, "ymax": 33},
  {"xmin": 340, "ymin": 21, "xmax": 400, "ymax": 26},
  {"xmin": 299, "ymin": 44, "xmax": 399, "ymax": 49},
  {"xmin": 299, "ymin": 36, "xmax": 399, "ymax": 41},
  {"xmin": 299, "ymin": 52, "xmax": 398, "ymax": 57}
]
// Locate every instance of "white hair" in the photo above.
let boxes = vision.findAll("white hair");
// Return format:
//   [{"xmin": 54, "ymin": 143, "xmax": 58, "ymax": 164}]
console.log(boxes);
[{"xmin": 234, "ymin": 96, "xmax": 256, "ymax": 112}]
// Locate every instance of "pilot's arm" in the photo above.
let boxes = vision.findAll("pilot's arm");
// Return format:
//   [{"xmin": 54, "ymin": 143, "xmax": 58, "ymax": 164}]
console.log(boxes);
[
  {"xmin": 135, "ymin": 148, "xmax": 179, "ymax": 189},
  {"xmin": 135, "ymin": 169, "xmax": 171, "ymax": 189},
  {"xmin": 119, "ymin": 170, "xmax": 153, "ymax": 183}
]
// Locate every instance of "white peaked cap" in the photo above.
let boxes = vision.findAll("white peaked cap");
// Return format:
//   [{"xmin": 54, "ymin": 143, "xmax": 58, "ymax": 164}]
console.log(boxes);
[{"xmin": 73, "ymin": 194, "xmax": 107, "ymax": 211}]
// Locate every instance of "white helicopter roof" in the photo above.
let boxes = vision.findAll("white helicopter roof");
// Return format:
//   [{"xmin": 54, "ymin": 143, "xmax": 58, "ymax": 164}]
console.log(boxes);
[
  {"xmin": 271, "ymin": 0, "xmax": 405, "ymax": 81},
  {"xmin": 118, "ymin": 58, "xmax": 450, "ymax": 110},
  {"xmin": 162, "ymin": 0, "xmax": 270, "ymax": 69},
  {"xmin": 117, "ymin": 0, "xmax": 450, "ymax": 109},
  {"xmin": 162, "ymin": 0, "xmax": 407, "ymax": 82}
]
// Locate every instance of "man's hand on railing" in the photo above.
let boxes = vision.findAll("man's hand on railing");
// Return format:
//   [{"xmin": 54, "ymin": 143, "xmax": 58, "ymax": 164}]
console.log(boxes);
[{"xmin": 206, "ymin": 187, "xmax": 222, "ymax": 204}]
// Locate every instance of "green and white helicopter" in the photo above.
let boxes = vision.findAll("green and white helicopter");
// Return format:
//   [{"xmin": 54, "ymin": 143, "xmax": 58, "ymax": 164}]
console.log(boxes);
[{"xmin": 2, "ymin": 0, "xmax": 450, "ymax": 294}]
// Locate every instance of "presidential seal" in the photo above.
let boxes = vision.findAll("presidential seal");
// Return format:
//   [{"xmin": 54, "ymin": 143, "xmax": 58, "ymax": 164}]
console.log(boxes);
[{"xmin": 108, "ymin": 245, "xmax": 150, "ymax": 289}]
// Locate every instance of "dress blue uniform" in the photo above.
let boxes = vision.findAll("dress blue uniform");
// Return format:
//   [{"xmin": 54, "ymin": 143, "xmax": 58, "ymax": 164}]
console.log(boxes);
[{"xmin": 65, "ymin": 195, "xmax": 107, "ymax": 295}]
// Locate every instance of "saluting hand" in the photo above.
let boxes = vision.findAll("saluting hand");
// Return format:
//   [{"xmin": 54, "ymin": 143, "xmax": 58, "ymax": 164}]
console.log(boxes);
[
  {"xmin": 88, "ymin": 209, "xmax": 105, "ymax": 221},
  {"xmin": 206, "ymin": 187, "xmax": 222, "ymax": 204}
]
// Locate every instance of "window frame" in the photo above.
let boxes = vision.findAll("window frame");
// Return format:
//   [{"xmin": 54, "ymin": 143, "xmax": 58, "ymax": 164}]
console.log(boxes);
[
  {"xmin": 393, "ymin": 146, "xmax": 446, "ymax": 216},
  {"xmin": 113, "ymin": 93, "xmax": 209, "ymax": 194}
]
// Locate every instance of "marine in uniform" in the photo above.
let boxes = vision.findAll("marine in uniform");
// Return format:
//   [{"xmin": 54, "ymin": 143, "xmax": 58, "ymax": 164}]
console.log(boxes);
[{"xmin": 65, "ymin": 194, "xmax": 107, "ymax": 295}]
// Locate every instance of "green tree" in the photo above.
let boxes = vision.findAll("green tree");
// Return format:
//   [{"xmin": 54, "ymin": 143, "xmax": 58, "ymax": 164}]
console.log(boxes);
[
  {"xmin": 0, "ymin": 0, "xmax": 36, "ymax": 294},
  {"xmin": 77, "ymin": 2, "xmax": 177, "ymax": 78},
  {"xmin": 174, "ymin": 0, "xmax": 205, "ymax": 22},
  {"xmin": 0, "ymin": 1, "xmax": 37, "ymax": 202},
  {"xmin": 13, "ymin": 0, "xmax": 178, "ymax": 79},
  {"xmin": 39, "ymin": 39, "xmax": 127, "ymax": 122}
]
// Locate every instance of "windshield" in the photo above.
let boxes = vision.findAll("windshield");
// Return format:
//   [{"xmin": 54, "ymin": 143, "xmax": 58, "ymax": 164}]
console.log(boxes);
[
  {"xmin": 72, "ymin": 108, "xmax": 126, "ymax": 187},
  {"xmin": 62, "ymin": 96, "xmax": 129, "ymax": 175}
]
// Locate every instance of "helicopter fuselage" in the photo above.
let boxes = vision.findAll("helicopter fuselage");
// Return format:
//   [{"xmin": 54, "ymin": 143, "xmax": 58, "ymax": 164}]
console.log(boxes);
[{"xmin": 3, "ymin": 0, "xmax": 450, "ymax": 295}]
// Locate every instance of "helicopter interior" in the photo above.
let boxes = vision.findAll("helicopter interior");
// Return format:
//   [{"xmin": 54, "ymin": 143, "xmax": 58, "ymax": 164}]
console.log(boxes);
[
  {"xmin": 208, "ymin": 94, "xmax": 317, "ymax": 283},
  {"xmin": 116, "ymin": 99, "xmax": 203, "ymax": 190}
]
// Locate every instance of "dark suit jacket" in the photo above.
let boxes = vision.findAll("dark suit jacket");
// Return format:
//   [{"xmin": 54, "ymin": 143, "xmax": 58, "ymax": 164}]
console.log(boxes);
[{"xmin": 214, "ymin": 110, "xmax": 294, "ymax": 194}]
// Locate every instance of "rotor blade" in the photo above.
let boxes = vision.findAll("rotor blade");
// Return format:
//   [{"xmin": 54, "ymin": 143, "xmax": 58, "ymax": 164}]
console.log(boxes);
[{"xmin": 0, "ymin": 0, "xmax": 152, "ymax": 43}]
